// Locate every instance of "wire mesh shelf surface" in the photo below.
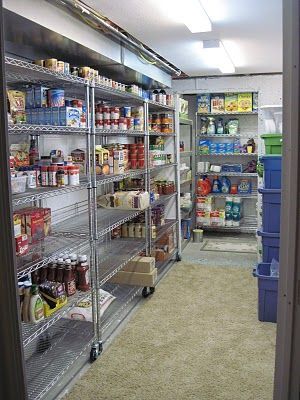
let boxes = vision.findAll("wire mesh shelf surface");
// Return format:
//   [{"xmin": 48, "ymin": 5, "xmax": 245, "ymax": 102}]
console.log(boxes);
[
  {"xmin": 25, "ymin": 319, "xmax": 94, "ymax": 400},
  {"xmin": 150, "ymin": 162, "xmax": 177, "ymax": 172},
  {"xmin": 197, "ymin": 111, "xmax": 258, "ymax": 116},
  {"xmin": 196, "ymin": 171, "xmax": 258, "ymax": 177},
  {"xmin": 96, "ymin": 169, "xmax": 146, "ymax": 185},
  {"xmin": 149, "ymin": 131, "xmax": 175, "ymax": 137},
  {"xmin": 198, "ymin": 153, "xmax": 258, "ymax": 157},
  {"xmin": 95, "ymin": 129, "xmax": 146, "ymax": 136},
  {"xmin": 155, "ymin": 219, "xmax": 178, "ymax": 243},
  {"xmin": 151, "ymin": 192, "xmax": 177, "ymax": 208},
  {"xmin": 148, "ymin": 100, "xmax": 175, "ymax": 112},
  {"xmin": 8, "ymin": 124, "xmax": 88, "ymax": 135},
  {"xmin": 97, "ymin": 238, "xmax": 146, "ymax": 286}
]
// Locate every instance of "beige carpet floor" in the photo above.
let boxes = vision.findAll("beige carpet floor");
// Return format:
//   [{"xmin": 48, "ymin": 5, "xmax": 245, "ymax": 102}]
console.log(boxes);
[{"xmin": 64, "ymin": 262, "xmax": 276, "ymax": 400}]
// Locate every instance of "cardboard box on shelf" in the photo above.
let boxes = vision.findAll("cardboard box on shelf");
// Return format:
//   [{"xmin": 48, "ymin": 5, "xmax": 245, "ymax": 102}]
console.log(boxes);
[
  {"xmin": 122, "ymin": 256, "xmax": 155, "ymax": 273},
  {"xmin": 109, "ymin": 268, "xmax": 157, "ymax": 287}
]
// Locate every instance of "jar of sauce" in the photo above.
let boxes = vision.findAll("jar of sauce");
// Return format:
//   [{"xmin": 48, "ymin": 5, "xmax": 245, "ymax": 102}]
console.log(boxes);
[
  {"xmin": 47, "ymin": 259, "xmax": 57, "ymax": 281},
  {"xmin": 64, "ymin": 259, "xmax": 76, "ymax": 296},
  {"xmin": 77, "ymin": 255, "xmax": 90, "ymax": 292}
]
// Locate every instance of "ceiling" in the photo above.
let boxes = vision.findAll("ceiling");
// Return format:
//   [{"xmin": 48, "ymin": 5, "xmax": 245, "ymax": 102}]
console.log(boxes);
[{"xmin": 84, "ymin": 0, "xmax": 282, "ymax": 77}]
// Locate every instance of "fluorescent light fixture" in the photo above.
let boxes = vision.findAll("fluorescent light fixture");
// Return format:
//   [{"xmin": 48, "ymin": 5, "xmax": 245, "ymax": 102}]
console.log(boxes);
[
  {"xmin": 166, "ymin": 0, "xmax": 212, "ymax": 33},
  {"xmin": 202, "ymin": 40, "xmax": 235, "ymax": 73}
]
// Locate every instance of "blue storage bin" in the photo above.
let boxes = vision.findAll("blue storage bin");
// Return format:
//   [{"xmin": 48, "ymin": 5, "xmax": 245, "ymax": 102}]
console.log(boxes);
[
  {"xmin": 257, "ymin": 230, "xmax": 280, "ymax": 263},
  {"xmin": 260, "ymin": 156, "xmax": 282, "ymax": 189},
  {"xmin": 258, "ymin": 188, "xmax": 281, "ymax": 233},
  {"xmin": 254, "ymin": 263, "xmax": 278, "ymax": 323}
]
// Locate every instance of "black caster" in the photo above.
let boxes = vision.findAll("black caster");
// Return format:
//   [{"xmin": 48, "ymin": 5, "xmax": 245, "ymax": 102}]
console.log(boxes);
[
  {"xmin": 90, "ymin": 341, "xmax": 103, "ymax": 362},
  {"xmin": 176, "ymin": 253, "xmax": 182, "ymax": 262},
  {"xmin": 142, "ymin": 286, "xmax": 156, "ymax": 298}
]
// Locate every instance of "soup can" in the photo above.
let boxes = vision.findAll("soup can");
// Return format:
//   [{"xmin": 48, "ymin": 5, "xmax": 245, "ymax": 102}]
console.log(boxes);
[
  {"xmin": 45, "ymin": 58, "xmax": 58, "ymax": 71},
  {"xmin": 48, "ymin": 89, "xmax": 65, "ymax": 107}
]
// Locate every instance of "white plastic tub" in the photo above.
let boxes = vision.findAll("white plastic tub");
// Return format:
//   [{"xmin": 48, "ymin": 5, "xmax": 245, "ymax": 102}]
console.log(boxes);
[
  {"xmin": 260, "ymin": 105, "xmax": 282, "ymax": 133},
  {"xmin": 11, "ymin": 176, "xmax": 27, "ymax": 194}
]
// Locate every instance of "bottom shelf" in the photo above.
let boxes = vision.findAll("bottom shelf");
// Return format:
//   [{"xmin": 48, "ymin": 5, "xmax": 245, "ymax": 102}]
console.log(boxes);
[{"xmin": 199, "ymin": 217, "xmax": 257, "ymax": 233}]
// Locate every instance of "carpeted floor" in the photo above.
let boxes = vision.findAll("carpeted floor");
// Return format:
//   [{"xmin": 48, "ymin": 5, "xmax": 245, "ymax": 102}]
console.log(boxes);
[{"xmin": 63, "ymin": 259, "xmax": 276, "ymax": 400}]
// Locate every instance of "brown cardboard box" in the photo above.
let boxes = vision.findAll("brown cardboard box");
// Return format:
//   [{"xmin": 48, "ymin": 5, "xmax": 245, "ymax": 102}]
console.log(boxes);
[
  {"xmin": 122, "ymin": 256, "xmax": 155, "ymax": 273},
  {"xmin": 109, "ymin": 268, "xmax": 157, "ymax": 287}
]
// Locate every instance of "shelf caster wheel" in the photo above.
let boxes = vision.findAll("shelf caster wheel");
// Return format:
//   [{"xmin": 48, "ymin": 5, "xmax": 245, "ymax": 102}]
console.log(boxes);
[
  {"xmin": 142, "ymin": 287, "xmax": 149, "ymax": 298},
  {"xmin": 150, "ymin": 287, "xmax": 155, "ymax": 294},
  {"xmin": 90, "ymin": 347, "xmax": 98, "ymax": 362},
  {"xmin": 98, "ymin": 341, "xmax": 103, "ymax": 354},
  {"xmin": 176, "ymin": 253, "xmax": 182, "ymax": 262}
]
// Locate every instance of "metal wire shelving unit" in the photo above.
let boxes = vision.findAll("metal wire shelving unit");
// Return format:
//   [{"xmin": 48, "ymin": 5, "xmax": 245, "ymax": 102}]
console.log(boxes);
[
  {"xmin": 195, "ymin": 99, "xmax": 259, "ymax": 235},
  {"xmin": 7, "ymin": 55, "xmax": 180, "ymax": 400}
]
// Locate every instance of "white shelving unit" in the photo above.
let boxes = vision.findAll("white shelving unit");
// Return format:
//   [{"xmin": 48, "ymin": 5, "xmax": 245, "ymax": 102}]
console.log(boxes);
[{"xmin": 195, "ymin": 106, "xmax": 259, "ymax": 233}]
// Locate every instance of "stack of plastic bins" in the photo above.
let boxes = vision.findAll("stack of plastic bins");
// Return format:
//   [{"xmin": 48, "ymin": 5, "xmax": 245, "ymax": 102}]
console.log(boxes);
[{"xmin": 256, "ymin": 155, "xmax": 282, "ymax": 322}]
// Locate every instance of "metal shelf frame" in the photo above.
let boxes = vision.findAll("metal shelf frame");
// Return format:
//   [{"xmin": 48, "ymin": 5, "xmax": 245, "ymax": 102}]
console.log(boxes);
[{"xmin": 6, "ymin": 55, "xmax": 180, "ymax": 400}]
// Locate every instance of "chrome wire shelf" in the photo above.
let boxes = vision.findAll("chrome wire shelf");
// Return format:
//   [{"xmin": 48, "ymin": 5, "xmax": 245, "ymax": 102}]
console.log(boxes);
[
  {"xmin": 96, "ymin": 169, "xmax": 146, "ymax": 186},
  {"xmin": 207, "ymin": 192, "xmax": 257, "ymax": 199},
  {"xmin": 94, "ymin": 82, "xmax": 143, "ymax": 104},
  {"xmin": 22, "ymin": 290, "xmax": 91, "ymax": 348},
  {"xmin": 12, "ymin": 180, "xmax": 89, "ymax": 207},
  {"xmin": 95, "ymin": 129, "xmax": 146, "ymax": 136},
  {"xmin": 201, "ymin": 217, "xmax": 257, "ymax": 233},
  {"xmin": 151, "ymin": 192, "xmax": 177, "ymax": 208},
  {"xmin": 197, "ymin": 133, "xmax": 257, "ymax": 139},
  {"xmin": 148, "ymin": 100, "xmax": 175, "ymax": 112},
  {"xmin": 97, "ymin": 238, "xmax": 146, "ymax": 286},
  {"xmin": 17, "ymin": 236, "xmax": 89, "ymax": 279},
  {"xmin": 149, "ymin": 131, "xmax": 175, "ymax": 137},
  {"xmin": 197, "ymin": 111, "xmax": 258, "ymax": 116},
  {"xmin": 25, "ymin": 319, "xmax": 93, "ymax": 400},
  {"xmin": 8, "ymin": 124, "xmax": 88, "ymax": 135},
  {"xmin": 150, "ymin": 162, "xmax": 177, "ymax": 172},
  {"xmin": 155, "ymin": 248, "xmax": 177, "ymax": 273},
  {"xmin": 196, "ymin": 172, "xmax": 258, "ymax": 177},
  {"xmin": 198, "ymin": 153, "xmax": 258, "ymax": 157}
]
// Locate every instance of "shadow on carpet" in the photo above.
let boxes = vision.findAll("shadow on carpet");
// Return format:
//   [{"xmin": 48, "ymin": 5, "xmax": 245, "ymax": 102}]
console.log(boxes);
[{"xmin": 63, "ymin": 262, "xmax": 276, "ymax": 400}]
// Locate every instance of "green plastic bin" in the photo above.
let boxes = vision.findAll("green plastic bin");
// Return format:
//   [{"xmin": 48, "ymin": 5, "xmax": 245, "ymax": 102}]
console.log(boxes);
[{"xmin": 261, "ymin": 134, "xmax": 282, "ymax": 155}]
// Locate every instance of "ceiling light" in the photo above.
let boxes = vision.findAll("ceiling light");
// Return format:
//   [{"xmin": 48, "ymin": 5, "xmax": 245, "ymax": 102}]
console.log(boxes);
[
  {"xmin": 163, "ymin": 0, "xmax": 212, "ymax": 33},
  {"xmin": 201, "ymin": 40, "xmax": 235, "ymax": 73}
]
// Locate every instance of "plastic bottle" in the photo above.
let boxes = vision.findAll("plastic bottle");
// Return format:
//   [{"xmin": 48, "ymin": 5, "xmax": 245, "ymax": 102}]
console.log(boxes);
[
  {"xmin": 212, "ymin": 176, "xmax": 221, "ymax": 193},
  {"xmin": 29, "ymin": 284, "xmax": 45, "ymax": 324},
  {"xmin": 217, "ymin": 118, "xmax": 224, "ymax": 134},
  {"xmin": 56, "ymin": 258, "xmax": 65, "ymax": 286},
  {"xmin": 22, "ymin": 281, "xmax": 32, "ymax": 323},
  {"xmin": 70, "ymin": 254, "xmax": 78, "ymax": 285},
  {"xmin": 225, "ymin": 197, "xmax": 233, "ymax": 227},
  {"xmin": 64, "ymin": 259, "xmax": 76, "ymax": 296},
  {"xmin": 77, "ymin": 255, "xmax": 90, "ymax": 292},
  {"xmin": 232, "ymin": 197, "xmax": 242, "ymax": 226}
]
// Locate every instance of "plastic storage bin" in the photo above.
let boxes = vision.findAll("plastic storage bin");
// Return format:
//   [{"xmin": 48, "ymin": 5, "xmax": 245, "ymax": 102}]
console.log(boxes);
[
  {"xmin": 254, "ymin": 262, "xmax": 278, "ymax": 323},
  {"xmin": 260, "ymin": 156, "xmax": 282, "ymax": 189},
  {"xmin": 257, "ymin": 230, "xmax": 280, "ymax": 262},
  {"xmin": 261, "ymin": 134, "xmax": 282, "ymax": 155},
  {"xmin": 260, "ymin": 105, "xmax": 282, "ymax": 133},
  {"xmin": 258, "ymin": 188, "xmax": 281, "ymax": 233},
  {"xmin": 11, "ymin": 176, "xmax": 27, "ymax": 194}
]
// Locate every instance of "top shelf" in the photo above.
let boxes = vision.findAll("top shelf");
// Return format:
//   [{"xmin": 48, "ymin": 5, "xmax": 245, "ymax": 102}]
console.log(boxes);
[
  {"xmin": 197, "ymin": 111, "xmax": 258, "ymax": 116},
  {"xmin": 148, "ymin": 100, "xmax": 175, "ymax": 112}
]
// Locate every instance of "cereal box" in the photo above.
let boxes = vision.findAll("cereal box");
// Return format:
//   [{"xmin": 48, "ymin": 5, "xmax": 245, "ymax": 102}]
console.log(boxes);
[
  {"xmin": 34, "ymin": 86, "xmax": 48, "ymax": 108},
  {"xmin": 15, "ymin": 234, "xmax": 29, "ymax": 256},
  {"xmin": 225, "ymin": 93, "xmax": 238, "ymax": 112},
  {"xmin": 25, "ymin": 87, "xmax": 35, "ymax": 109},
  {"xmin": 199, "ymin": 140, "xmax": 210, "ymax": 155},
  {"xmin": 238, "ymin": 93, "xmax": 253, "ymax": 112},
  {"xmin": 210, "ymin": 94, "xmax": 225, "ymax": 113},
  {"xmin": 52, "ymin": 107, "xmax": 60, "ymax": 126},
  {"xmin": 197, "ymin": 94, "xmax": 210, "ymax": 113}
]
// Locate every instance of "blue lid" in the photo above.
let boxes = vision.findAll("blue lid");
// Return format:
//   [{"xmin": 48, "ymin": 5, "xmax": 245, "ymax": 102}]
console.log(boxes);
[
  {"xmin": 260, "ymin": 155, "xmax": 282, "ymax": 161},
  {"xmin": 258, "ymin": 188, "xmax": 281, "ymax": 194},
  {"xmin": 257, "ymin": 229, "xmax": 280, "ymax": 238}
]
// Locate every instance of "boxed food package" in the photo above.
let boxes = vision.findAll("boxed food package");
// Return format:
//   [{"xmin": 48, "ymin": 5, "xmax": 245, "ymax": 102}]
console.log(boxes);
[
  {"xmin": 225, "ymin": 93, "xmax": 238, "ymax": 112},
  {"xmin": 31, "ymin": 109, "xmax": 38, "ymax": 125},
  {"xmin": 44, "ymin": 108, "xmax": 52, "ymax": 125},
  {"xmin": 199, "ymin": 140, "xmax": 210, "ymax": 155},
  {"xmin": 15, "ymin": 234, "xmax": 29, "ymax": 256},
  {"xmin": 22, "ymin": 209, "xmax": 45, "ymax": 244},
  {"xmin": 98, "ymin": 191, "xmax": 150, "ymax": 210},
  {"xmin": 25, "ymin": 87, "xmax": 35, "ymax": 109},
  {"xmin": 40, "ymin": 207, "xmax": 51, "ymax": 236},
  {"xmin": 109, "ymin": 268, "xmax": 157, "ymax": 287},
  {"xmin": 59, "ymin": 106, "xmax": 81, "ymax": 127},
  {"xmin": 13, "ymin": 213, "xmax": 22, "ymax": 237},
  {"xmin": 122, "ymin": 256, "xmax": 155, "ymax": 273},
  {"xmin": 197, "ymin": 94, "xmax": 210, "ymax": 113},
  {"xmin": 71, "ymin": 148, "xmax": 86, "ymax": 174},
  {"xmin": 10, "ymin": 143, "xmax": 30, "ymax": 167},
  {"xmin": 34, "ymin": 86, "xmax": 48, "ymax": 108},
  {"xmin": 95, "ymin": 145, "xmax": 110, "ymax": 175},
  {"xmin": 210, "ymin": 94, "xmax": 225, "ymax": 113},
  {"xmin": 210, "ymin": 210, "xmax": 225, "ymax": 227},
  {"xmin": 113, "ymin": 159, "xmax": 125, "ymax": 175},
  {"xmin": 25, "ymin": 110, "xmax": 32, "ymax": 124},
  {"xmin": 51, "ymin": 107, "xmax": 60, "ymax": 126},
  {"xmin": 238, "ymin": 93, "xmax": 253, "ymax": 112},
  {"xmin": 38, "ymin": 108, "xmax": 45, "ymax": 125},
  {"xmin": 196, "ymin": 196, "xmax": 214, "ymax": 211},
  {"xmin": 7, "ymin": 90, "xmax": 26, "ymax": 124}
]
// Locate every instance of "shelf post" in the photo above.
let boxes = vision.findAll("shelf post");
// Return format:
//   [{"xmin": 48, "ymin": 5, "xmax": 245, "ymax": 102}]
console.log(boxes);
[{"xmin": 174, "ymin": 94, "xmax": 182, "ymax": 259}]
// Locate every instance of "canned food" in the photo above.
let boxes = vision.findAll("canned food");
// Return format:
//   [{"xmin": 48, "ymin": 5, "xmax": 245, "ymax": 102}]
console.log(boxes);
[
  {"xmin": 48, "ymin": 89, "xmax": 65, "ymax": 107},
  {"xmin": 161, "ymin": 124, "xmax": 170, "ymax": 133},
  {"xmin": 110, "ymin": 107, "xmax": 120, "ymax": 120},
  {"xmin": 96, "ymin": 120, "xmax": 103, "ymax": 129},
  {"xmin": 166, "ymin": 94, "xmax": 173, "ymax": 106},
  {"xmin": 160, "ymin": 113, "xmax": 172, "ymax": 124},
  {"xmin": 130, "ymin": 159, "xmax": 137, "ymax": 169},
  {"xmin": 119, "ymin": 117, "xmax": 127, "ymax": 130},
  {"xmin": 34, "ymin": 60, "xmax": 44, "ymax": 67},
  {"xmin": 134, "ymin": 118, "xmax": 142, "ymax": 130},
  {"xmin": 79, "ymin": 66, "xmax": 90, "ymax": 78},
  {"xmin": 71, "ymin": 67, "xmax": 79, "ymax": 76},
  {"xmin": 71, "ymin": 99, "xmax": 83, "ymax": 108},
  {"xmin": 111, "ymin": 120, "xmax": 118, "ymax": 130},
  {"xmin": 103, "ymin": 119, "xmax": 111, "ymax": 130},
  {"xmin": 127, "ymin": 117, "xmax": 134, "ymax": 130},
  {"xmin": 96, "ymin": 104, "xmax": 103, "ymax": 113},
  {"xmin": 57, "ymin": 61, "xmax": 65, "ymax": 73},
  {"xmin": 122, "ymin": 106, "xmax": 131, "ymax": 118},
  {"xmin": 103, "ymin": 107, "xmax": 110, "ymax": 120},
  {"xmin": 138, "ymin": 159, "xmax": 145, "ymax": 169},
  {"xmin": 96, "ymin": 112, "xmax": 103, "ymax": 121},
  {"xmin": 45, "ymin": 58, "xmax": 58, "ymax": 71}
]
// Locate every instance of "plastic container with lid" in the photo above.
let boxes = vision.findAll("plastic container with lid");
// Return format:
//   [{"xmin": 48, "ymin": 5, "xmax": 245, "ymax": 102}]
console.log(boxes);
[
  {"xmin": 69, "ymin": 165, "xmax": 80, "ymax": 186},
  {"xmin": 48, "ymin": 165, "xmax": 58, "ymax": 186},
  {"xmin": 11, "ymin": 176, "xmax": 27, "ymax": 194}
]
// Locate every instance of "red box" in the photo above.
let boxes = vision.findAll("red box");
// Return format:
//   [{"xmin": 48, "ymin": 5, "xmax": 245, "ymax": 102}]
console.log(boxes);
[
  {"xmin": 23, "ymin": 209, "xmax": 45, "ymax": 244},
  {"xmin": 15, "ymin": 234, "xmax": 29, "ymax": 255}
]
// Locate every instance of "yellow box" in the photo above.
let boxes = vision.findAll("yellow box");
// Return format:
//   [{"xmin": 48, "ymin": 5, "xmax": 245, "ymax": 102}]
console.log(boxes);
[
  {"xmin": 225, "ymin": 93, "xmax": 238, "ymax": 113},
  {"xmin": 109, "ymin": 268, "xmax": 157, "ymax": 287},
  {"xmin": 43, "ymin": 293, "xmax": 68, "ymax": 318},
  {"xmin": 238, "ymin": 93, "xmax": 253, "ymax": 112}
]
